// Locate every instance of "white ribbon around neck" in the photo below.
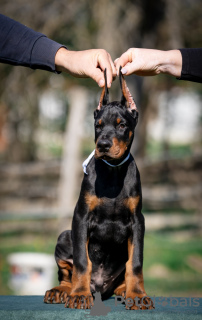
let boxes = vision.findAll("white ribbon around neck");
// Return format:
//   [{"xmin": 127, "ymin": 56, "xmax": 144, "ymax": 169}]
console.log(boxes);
[{"xmin": 82, "ymin": 149, "xmax": 130, "ymax": 175}]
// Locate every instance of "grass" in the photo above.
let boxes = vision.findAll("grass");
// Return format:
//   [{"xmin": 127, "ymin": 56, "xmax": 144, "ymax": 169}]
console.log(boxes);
[
  {"xmin": 144, "ymin": 232, "xmax": 202, "ymax": 272},
  {"xmin": 143, "ymin": 232, "xmax": 202, "ymax": 296}
]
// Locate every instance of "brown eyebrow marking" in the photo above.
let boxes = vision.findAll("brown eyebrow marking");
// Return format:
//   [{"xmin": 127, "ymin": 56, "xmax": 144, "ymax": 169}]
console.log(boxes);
[
  {"xmin": 124, "ymin": 195, "xmax": 140, "ymax": 213},
  {"xmin": 117, "ymin": 118, "xmax": 121, "ymax": 124}
]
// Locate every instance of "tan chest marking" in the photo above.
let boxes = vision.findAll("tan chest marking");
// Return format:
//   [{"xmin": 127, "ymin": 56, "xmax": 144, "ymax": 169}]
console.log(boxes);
[
  {"xmin": 85, "ymin": 193, "xmax": 103, "ymax": 211},
  {"xmin": 124, "ymin": 195, "xmax": 140, "ymax": 213}
]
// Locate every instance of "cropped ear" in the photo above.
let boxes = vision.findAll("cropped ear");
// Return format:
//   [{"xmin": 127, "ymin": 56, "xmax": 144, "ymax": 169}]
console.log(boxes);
[
  {"xmin": 119, "ymin": 66, "xmax": 138, "ymax": 116},
  {"xmin": 96, "ymin": 68, "xmax": 109, "ymax": 111}
]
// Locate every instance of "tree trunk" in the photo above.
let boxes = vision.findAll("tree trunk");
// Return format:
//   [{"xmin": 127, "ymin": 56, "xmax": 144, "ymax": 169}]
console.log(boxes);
[{"xmin": 58, "ymin": 86, "xmax": 88, "ymax": 232}]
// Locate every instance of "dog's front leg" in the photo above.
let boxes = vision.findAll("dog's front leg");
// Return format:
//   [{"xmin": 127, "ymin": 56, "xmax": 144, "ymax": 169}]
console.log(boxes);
[
  {"xmin": 125, "ymin": 210, "xmax": 154, "ymax": 310},
  {"xmin": 65, "ymin": 202, "xmax": 93, "ymax": 309}
]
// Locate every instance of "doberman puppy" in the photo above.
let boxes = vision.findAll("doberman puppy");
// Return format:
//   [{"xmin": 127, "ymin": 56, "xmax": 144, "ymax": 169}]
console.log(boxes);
[{"xmin": 44, "ymin": 69, "xmax": 154, "ymax": 310}]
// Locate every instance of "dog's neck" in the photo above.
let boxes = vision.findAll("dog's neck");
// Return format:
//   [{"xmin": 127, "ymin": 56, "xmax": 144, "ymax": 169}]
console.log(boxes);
[
  {"xmin": 101, "ymin": 151, "xmax": 131, "ymax": 167},
  {"xmin": 82, "ymin": 149, "xmax": 132, "ymax": 175}
]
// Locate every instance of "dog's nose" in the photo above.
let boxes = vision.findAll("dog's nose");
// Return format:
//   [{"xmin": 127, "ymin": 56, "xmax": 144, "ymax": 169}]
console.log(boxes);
[
  {"xmin": 94, "ymin": 278, "xmax": 104, "ymax": 292},
  {"xmin": 97, "ymin": 140, "xmax": 112, "ymax": 152},
  {"xmin": 95, "ymin": 284, "xmax": 103, "ymax": 292}
]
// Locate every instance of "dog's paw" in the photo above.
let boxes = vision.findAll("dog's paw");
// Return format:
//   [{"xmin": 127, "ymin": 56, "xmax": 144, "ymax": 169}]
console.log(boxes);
[
  {"xmin": 65, "ymin": 292, "xmax": 93, "ymax": 309},
  {"xmin": 44, "ymin": 285, "xmax": 71, "ymax": 304},
  {"xmin": 114, "ymin": 288, "xmax": 126, "ymax": 299},
  {"xmin": 114, "ymin": 282, "xmax": 126, "ymax": 298},
  {"xmin": 125, "ymin": 295, "xmax": 154, "ymax": 310}
]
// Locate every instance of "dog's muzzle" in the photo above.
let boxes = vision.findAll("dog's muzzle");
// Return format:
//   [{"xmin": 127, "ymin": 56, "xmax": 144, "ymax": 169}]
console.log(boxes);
[{"xmin": 96, "ymin": 139, "xmax": 112, "ymax": 154}]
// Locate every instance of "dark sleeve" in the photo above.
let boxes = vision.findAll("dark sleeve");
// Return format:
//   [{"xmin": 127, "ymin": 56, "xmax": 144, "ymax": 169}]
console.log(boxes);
[
  {"xmin": 177, "ymin": 48, "xmax": 202, "ymax": 83},
  {"xmin": 0, "ymin": 14, "xmax": 65, "ymax": 73}
]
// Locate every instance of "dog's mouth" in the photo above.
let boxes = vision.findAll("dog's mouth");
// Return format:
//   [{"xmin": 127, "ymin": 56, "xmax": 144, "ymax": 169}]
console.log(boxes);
[
  {"xmin": 94, "ymin": 149, "xmax": 126, "ymax": 162},
  {"xmin": 97, "ymin": 152, "xmax": 112, "ymax": 159},
  {"xmin": 94, "ymin": 151, "xmax": 113, "ymax": 160}
]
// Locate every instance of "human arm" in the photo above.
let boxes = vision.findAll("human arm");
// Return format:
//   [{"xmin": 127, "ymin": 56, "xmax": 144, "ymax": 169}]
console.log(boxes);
[
  {"xmin": 0, "ymin": 14, "xmax": 116, "ymax": 87},
  {"xmin": 178, "ymin": 48, "xmax": 202, "ymax": 83},
  {"xmin": 114, "ymin": 48, "xmax": 182, "ymax": 78},
  {"xmin": 115, "ymin": 47, "xmax": 202, "ymax": 83},
  {"xmin": 0, "ymin": 14, "xmax": 62, "ymax": 73}
]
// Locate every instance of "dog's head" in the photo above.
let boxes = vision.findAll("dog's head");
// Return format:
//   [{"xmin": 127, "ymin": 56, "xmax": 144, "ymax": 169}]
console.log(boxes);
[{"xmin": 94, "ymin": 68, "xmax": 138, "ymax": 161}]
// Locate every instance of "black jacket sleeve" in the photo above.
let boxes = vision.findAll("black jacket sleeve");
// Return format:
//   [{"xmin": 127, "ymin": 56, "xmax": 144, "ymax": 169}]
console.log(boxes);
[
  {"xmin": 178, "ymin": 48, "xmax": 202, "ymax": 83},
  {"xmin": 0, "ymin": 14, "xmax": 65, "ymax": 72}
]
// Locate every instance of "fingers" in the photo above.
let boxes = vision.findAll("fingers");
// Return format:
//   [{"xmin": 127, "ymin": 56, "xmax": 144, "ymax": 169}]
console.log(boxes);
[
  {"xmin": 57, "ymin": 48, "xmax": 139, "ymax": 87},
  {"xmin": 58, "ymin": 47, "xmax": 170, "ymax": 86},
  {"xmin": 89, "ymin": 67, "xmax": 106, "ymax": 88},
  {"xmin": 114, "ymin": 49, "xmax": 134, "ymax": 76},
  {"xmin": 96, "ymin": 50, "xmax": 117, "ymax": 87},
  {"xmin": 55, "ymin": 49, "xmax": 116, "ymax": 87},
  {"xmin": 115, "ymin": 48, "xmax": 171, "ymax": 77}
]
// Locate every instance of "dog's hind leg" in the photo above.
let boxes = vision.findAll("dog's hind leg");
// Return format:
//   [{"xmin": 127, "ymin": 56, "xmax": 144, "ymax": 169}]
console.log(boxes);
[{"xmin": 44, "ymin": 230, "xmax": 73, "ymax": 304}]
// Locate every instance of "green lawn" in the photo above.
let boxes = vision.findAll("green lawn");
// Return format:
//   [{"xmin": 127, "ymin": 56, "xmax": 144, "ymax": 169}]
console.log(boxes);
[{"xmin": 144, "ymin": 232, "xmax": 202, "ymax": 297}]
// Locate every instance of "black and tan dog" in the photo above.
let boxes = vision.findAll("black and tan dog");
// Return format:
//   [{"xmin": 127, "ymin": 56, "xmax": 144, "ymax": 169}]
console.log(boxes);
[{"xmin": 44, "ymin": 69, "xmax": 154, "ymax": 310}]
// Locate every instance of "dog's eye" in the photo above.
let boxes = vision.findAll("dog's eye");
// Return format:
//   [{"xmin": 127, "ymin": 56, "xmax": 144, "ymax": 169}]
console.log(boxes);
[{"xmin": 119, "ymin": 123, "xmax": 126, "ymax": 129}]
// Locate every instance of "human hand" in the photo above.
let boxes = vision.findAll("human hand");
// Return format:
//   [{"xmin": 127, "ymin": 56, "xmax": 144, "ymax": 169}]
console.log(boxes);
[
  {"xmin": 55, "ymin": 48, "xmax": 116, "ymax": 87},
  {"xmin": 114, "ymin": 48, "xmax": 182, "ymax": 78}
]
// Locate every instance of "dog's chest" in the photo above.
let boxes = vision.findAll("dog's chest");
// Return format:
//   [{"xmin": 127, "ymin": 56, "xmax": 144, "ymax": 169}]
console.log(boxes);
[
  {"xmin": 84, "ymin": 158, "xmax": 139, "ymax": 243},
  {"xmin": 87, "ymin": 195, "xmax": 132, "ymax": 244}
]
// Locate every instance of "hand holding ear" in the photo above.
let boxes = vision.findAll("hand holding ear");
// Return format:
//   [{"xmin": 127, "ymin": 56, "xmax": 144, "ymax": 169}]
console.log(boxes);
[
  {"xmin": 55, "ymin": 48, "xmax": 117, "ymax": 88},
  {"xmin": 114, "ymin": 48, "xmax": 182, "ymax": 77}
]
